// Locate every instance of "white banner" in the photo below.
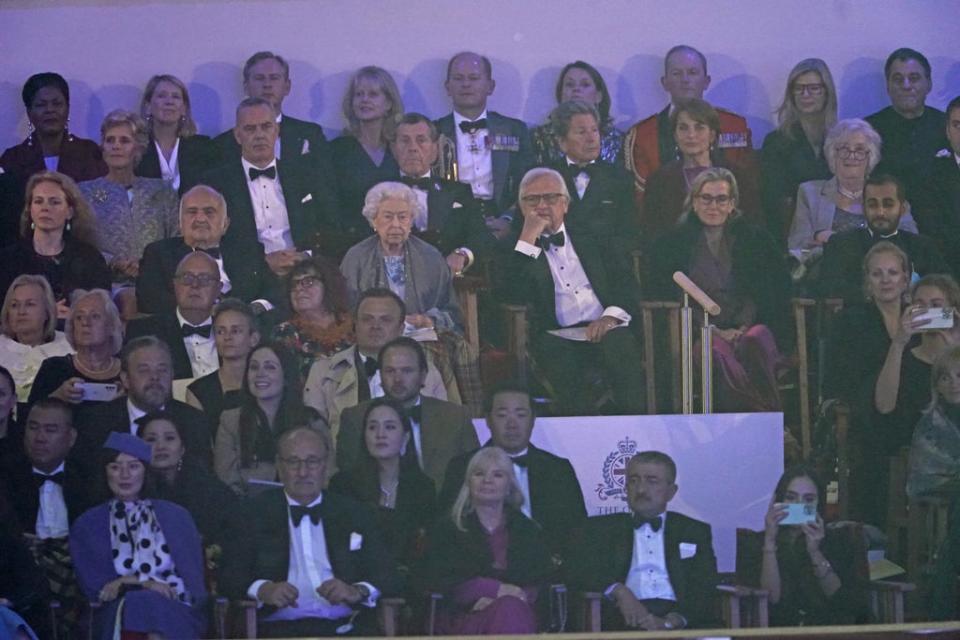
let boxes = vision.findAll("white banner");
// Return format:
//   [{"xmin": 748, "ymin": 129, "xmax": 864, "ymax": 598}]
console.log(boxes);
[{"xmin": 473, "ymin": 412, "xmax": 784, "ymax": 573}]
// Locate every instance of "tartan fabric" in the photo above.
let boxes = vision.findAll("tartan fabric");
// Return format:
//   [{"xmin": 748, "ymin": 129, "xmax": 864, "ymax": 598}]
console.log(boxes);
[{"xmin": 33, "ymin": 536, "xmax": 83, "ymax": 638}]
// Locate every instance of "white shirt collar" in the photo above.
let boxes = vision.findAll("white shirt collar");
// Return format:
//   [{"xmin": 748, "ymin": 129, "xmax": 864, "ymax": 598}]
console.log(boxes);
[
  {"xmin": 285, "ymin": 491, "xmax": 323, "ymax": 508},
  {"xmin": 275, "ymin": 113, "xmax": 283, "ymax": 124},
  {"xmin": 509, "ymin": 447, "xmax": 530, "ymax": 458},
  {"xmin": 32, "ymin": 461, "xmax": 66, "ymax": 476},
  {"xmin": 954, "ymin": 151, "xmax": 960, "ymax": 168},
  {"xmin": 566, "ymin": 157, "xmax": 595, "ymax": 167},
  {"xmin": 176, "ymin": 308, "xmax": 212, "ymax": 329},
  {"xmin": 453, "ymin": 109, "xmax": 489, "ymax": 126},
  {"xmin": 127, "ymin": 398, "xmax": 149, "ymax": 424},
  {"xmin": 241, "ymin": 156, "xmax": 278, "ymax": 176},
  {"xmin": 868, "ymin": 227, "xmax": 899, "ymax": 240}
]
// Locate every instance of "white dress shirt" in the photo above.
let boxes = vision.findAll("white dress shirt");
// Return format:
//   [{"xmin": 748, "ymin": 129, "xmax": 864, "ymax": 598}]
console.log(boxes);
[
  {"xmin": 241, "ymin": 157, "xmax": 294, "ymax": 253},
  {"xmin": 566, "ymin": 157, "xmax": 594, "ymax": 199},
  {"xmin": 624, "ymin": 513, "xmax": 677, "ymax": 601},
  {"xmin": 405, "ymin": 397, "xmax": 424, "ymax": 468},
  {"xmin": 509, "ymin": 448, "xmax": 532, "ymax": 518},
  {"xmin": 176, "ymin": 309, "xmax": 218, "ymax": 379},
  {"xmin": 453, "ymin": 110, "xmax": 493, "ymax": 200},
  {"xmin": 358, "ymin": 353, "xmax": 385, "ymax": 399},
  {"xmin": 34, "ymin": 461, "xmax": 69, "ymax": 539},
  {"xmin": 514, "ymin": 224, "xmax": 631, "ymax": 328},
  {"xmin": 127, "ymin": 398, "xmax": 149, "ymax": 434},
  {"xmin": 155, "ymin": 138, "xmax": 181, "ymax": 190},
  {"xmin": 274, "ymin": 114, "xmax": 283, "ymax": 160},
  {"xmin": 248, "ymin": 492, "xmax": 378, "ymax": 621},
  {"xmin": 402, "ymin": 171, "xmax": 431, "ymax": 231}
]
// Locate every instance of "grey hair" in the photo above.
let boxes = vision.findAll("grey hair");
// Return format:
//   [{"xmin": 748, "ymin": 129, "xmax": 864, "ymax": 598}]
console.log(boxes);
[
  {"xmin": 179, "ymin": 184, "xmax": 229, "ymax": 228},
  {"xmin": 451, "ymin": 446, "xmax": 524, "ymax": 532},
  {"xmin": 681, "ymin": 166, "xmax": 741, "ymax": 222},
  {"xmin": 550, "ymin": 100, "xmax": 600, "ymax": 140},
  {"xmin": 518, "ymin": 167, "xmax": 570, "ymax": 203},
  {"xmin": 65, "ymin": 289, "xmax": 123, "ymax": 354},
  {"xmin": 361, "ymin": 182, "xmax": 424, "ymax": 228},
  {"xmin": 823, "ymin": 118, "xmax": 882, "ymax": 175},
  {"xmin": 99, "ymin": 109, "xmax": 150, "ymax": 164},
  {"xmin": 235, "ymin": 96, "xmax": 276, "ymax": 122}
]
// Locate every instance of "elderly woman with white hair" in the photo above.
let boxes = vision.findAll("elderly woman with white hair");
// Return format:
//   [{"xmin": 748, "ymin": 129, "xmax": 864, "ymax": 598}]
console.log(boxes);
[
  {"xmin": 787, "ymin": 118, "xmax": 917, "ymax": 267},
  {"xmin": 28, "ymin": 288, "xmax": 123, "ymax": 410},
  {"xmin": 0, "ymin": 275, "xmax": 73, "ymax": 405},
  {"xmin": 341, "ymin": 181, "xmax": 463, "ymax": 332},
  {"xmin": 79, "ymin": 109, "xmax": 179, "ymax": 286}
]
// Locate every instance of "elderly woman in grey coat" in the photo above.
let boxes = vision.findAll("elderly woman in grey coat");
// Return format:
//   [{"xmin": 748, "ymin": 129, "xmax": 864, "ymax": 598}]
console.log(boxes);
[{"xmin": 340, "ymin": 182, "xmax": 463, "ymax": 333}]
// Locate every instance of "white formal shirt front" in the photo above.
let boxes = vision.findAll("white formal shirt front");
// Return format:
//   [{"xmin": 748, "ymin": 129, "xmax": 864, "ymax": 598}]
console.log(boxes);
[
  {"xmin": 402, "ymin": 171, "xmax": 431, "ymax": 231},
  {"xmin": 566, "ymin": 157, "xmax": 595, "ymax": 199},
  {"xmin": 509, "ymin": 448, "xmax": 532, "ymax": 518},
  {"xmin": 127, "ymin": 398, "xmax": 149, "ymax": 434},
  {"xmin": 358, "ymin": 353, "xmax": 385, "ymax": 399},
  {"xmin": 34, "ymin": 461, "xmax": 69, "ymax": 539},
  {"xmin": 514, "ymin": 224, "xmax": 631, "ymax": 328},
  {"xmin": 248, "ymin": 492, "xmax": 378, "ymax": 621},
  {"xmin": 241, "ymin": 157, "xmax": 294, "ymax": 253},
  {"xmin": 624, "ymin": 513, "xmax": 678, "ymax": 601},
  {"xmin": 176, "ymin": 309, "xmax": 218, "ymax": 378},
  {"xmin": 155, "ymin": 138, "xmax": 181, "ymax": 190},
  {"xmin": 274, "ymin": 114, "xmax": 283, "ymax": 160},
  {"xmin": 405, "ymin": 397, "xmax": 425, "ymax": 468},
  {"xmin": 453, "ymin": 110, "xmax": 493, "ymax": 200}
]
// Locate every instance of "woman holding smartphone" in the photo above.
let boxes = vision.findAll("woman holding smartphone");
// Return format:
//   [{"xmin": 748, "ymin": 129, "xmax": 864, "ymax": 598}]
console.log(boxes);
[{"xmin": 755, "ymin": 465, "xmax": 869, "ymax": 626}]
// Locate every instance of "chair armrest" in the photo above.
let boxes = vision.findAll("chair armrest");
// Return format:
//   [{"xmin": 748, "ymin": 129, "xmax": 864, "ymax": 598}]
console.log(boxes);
[
  {"xmin": 716, "ymin": 584, "xmax": 769, "ymax": 598},
  {"xmin": 580, "ymin": 592, "xmax": 603, "ymax": 633},
  {"xmin": 871, "ymin": 580, "xmax": 916, "ymax": 593},
  {"xmin": 639, "ymin": 300, "xmax": 681, "ymax": 310},
  {"xmin": 378, "ymin": 597, "xmax": 405, "ymax": 637},
  {"xmin": 792, "ymin": 297, "xmax": 817, "ymax": 308}
]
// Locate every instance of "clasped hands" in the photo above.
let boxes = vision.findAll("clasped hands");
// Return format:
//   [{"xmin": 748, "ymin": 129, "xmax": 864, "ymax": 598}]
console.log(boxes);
[
  {"xmin": 257, "ymin": 578, "xmax": 365, "ymax": 608},
  {"xmin": 99, "ymin": 576, "xmax": 176, "ymax": 602},
  {"xmin": 611, "ymin": 584, "xmax": 671, "ymax": 630}
]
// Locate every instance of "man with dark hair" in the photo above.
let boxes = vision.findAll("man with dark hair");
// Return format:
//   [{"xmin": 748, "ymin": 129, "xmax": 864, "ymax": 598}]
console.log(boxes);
[
  {"xmin": 337, "ymin": 336, "xmax": 478, "ymax": 486},
  {"xmin": 571, "ymin": 451, "xmax": 718, "ymax": 630},
  {"xmin": 819, "ymin": 173, "xmax": 950, "ymax": 302},
  {"xmin": 212, "ymin": 51, "xmax": 331, "ymax": 174},
  {"xmin": 303, "ymin": 288, "xmax": 447, "ymax": 438},
  {"xmin": 435, "ymin": 51, "xmax": 533, "ymax": 218},
  {"xmin": 866, "ymin": 48, "xmax": 948, "ymax": 217},
  {"xmin": 74, "ymin": 336, "xmax": 213, "ymax": 464},
  {"xmin": 625, "ymin": 45, "xmax": 754, "ymax": 206},
  {"xmin": 438, "ymin": 382, "xmax": 585, "ymax": 560}
]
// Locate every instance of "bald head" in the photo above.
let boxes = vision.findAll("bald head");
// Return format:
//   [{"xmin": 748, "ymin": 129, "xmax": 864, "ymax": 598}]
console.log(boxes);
[
  {"xmin": 174, "ymin": 251, "xmax": 221, "ymax": 322},
  {"xmin": 445, "ymin": 51, "xmax": 495, "ymax": 119},
  {"xmin": 277, "ymin": 427, "xmax": 330, "ymax": 505},
  {"xmin": 180, "ymin": 185, "xmax": 229, "ymax": 249}
]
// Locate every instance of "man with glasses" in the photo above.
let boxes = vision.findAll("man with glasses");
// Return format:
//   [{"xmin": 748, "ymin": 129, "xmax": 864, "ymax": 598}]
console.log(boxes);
[
  {"xmin": 819, "ymin": 173, "xmax": 949, "ymax": 302},
  {"xmin": 126, "ymin": 251, "xmax": 222, "ymax": 380},
  {"xmin": 222, "ymin": 427, "xmax": 396, "ymax": 637},
  {"xmin": 502, "ymin": 167, "xmax": 644, "ymax": 415}
]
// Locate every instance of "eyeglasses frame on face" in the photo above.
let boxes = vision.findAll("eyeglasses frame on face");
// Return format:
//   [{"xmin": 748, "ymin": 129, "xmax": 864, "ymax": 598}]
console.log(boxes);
[
  {"xmin": 174, "ymin": 273, "xmax": 219, "ymax": 288},
  {"xmin": 695, "ymin": 194, "xmax": 733, "ymax": 207},
  {"xmin": 291, "ymin": 275, "xmax": 320, "ymax": 290},
  {"xmin": 520, "ymin": 192, "xmax": 567, "ymax": 206},
  {"xmin": 792, "ymin": 83, "xmax": 825, "ymax": 96},
  {"xmin": 835, "ymin": 146, "xmax": 870, "ymax": 161},
  {"xmin": 278, "ymin": 455, "xmax": 325, "ymax": 470}
]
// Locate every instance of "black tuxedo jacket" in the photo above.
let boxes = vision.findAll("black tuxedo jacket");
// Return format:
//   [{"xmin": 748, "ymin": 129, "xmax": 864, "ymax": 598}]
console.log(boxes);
[
  {"xmin": 412, "ymin": 176, "xmax": 498, "ymax": 259},
  {"xmin": 503, "ymin": 225, "xmax": 640, "ymax": 334},
  {"xmin": 136, "ymin": 237, "xmax": 276, "ymax": 315},
  {"xmin": 220, "ymin": 489, "xmax": 398, "ymax": 607},
  {"xmin": 435, "ymin": 111, "xmax": 533, "ymax": 211},
  {"xmin": 571, "ymin": 511, "xmax": 719, "ymax": 628},
  {"xmin": 818, "ymin": 227, "xmax": 951, "ymax": 303},
  {"xmin": 135, "ymin": 134, "xmax": 217, "ymax": 195},
  {"xmin": 73, "ymin": 397, "xmax": 212, "ymax": 466},
  {"xmin": 915, "ymin": 155, "xmax": 960, "ymax": 273},
  {"xmin": 3, "ymin": 459, "xmax": 101, "ymax": 533},
  {"xmin": 439, "ymin": 442, "xmax": 586, "ymax": 556},
  {"xmin": 212, "ymin": 114, "xmax": 331, "ymax": 175},
  {"xmin": 198, "ymin": 157, "xmax": 340, "ymax": 258},
  {"xmin": 555, "ymin": 160, "xmax": 641, "ymax": 254},
  {"xmin": 124, "ymin": 312, "xmax": 200, "ymax": 380}
]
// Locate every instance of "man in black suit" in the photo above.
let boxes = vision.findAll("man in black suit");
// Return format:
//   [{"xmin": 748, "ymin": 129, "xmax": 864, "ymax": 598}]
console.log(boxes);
[
  {"xmin": 127, "ymin": 251, "xmax": 220, "ymax": 380},
  {"xmin": 439, "ymin": 382, "xmax": 585, "ymax": 559},
  {"xmin": 213, "ymin": 51, "xmax": 331, "ymax": 175},
  {"xmin": 504, "ymin": 167, "xmax": 645, "ymax": 415},
  {"xmin": 819, "ymin": 173, "xmax": 950, "ymax": 302},
  {"xmin": 550, "ymin": 100, "xmax": 640, "ymax": 254},
  {"xmin": 914, "ymin": 95, "xmax": 960, "ymax": 274},
  {"xmin": 389, "ymin": 112, "xmax": 497, "ymax": 273},
  {"xmin": 571, "ymin": 451, "xmax": 718, "ymax": 630},
  {"xmin": 337, "ymin": 337, "xmax": 479, "ymax": 487},
  {"xmin": 222, "ymin": 427, "xmax": 396, "ymax": 637},
  {"xmin": 137, "ymin": 185, "xmax": 276, "ymax": 314},
  {"xmin": 74, "ymin": 336, "xmax": 212, "ymax": 464},
  {"xmin": 435, "ymin": 51, "xmax": 533, "ymax": 220},
  {"xmin": 202, "ymin": 97, "xmax": 341, "ymax": 276}
]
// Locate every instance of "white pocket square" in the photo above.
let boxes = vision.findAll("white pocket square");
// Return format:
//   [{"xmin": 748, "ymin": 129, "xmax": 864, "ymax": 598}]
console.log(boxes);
[
  {"xmin": 301, "ymin": 139, "xmax": 310, "ymax": 155},
  {"xmin": 350, "ymin": 532, "xmax": 363, "ymax": 551},
  {"xmin": 452, "ymin": 202, "xmax": 463, "ymax": 208},
  {"xmin": 679, "ymin": 542, "xmax": 697, "ymax": 559},
  {"xmin": 301, "ymin": 193, "xmax": 313, "ymax": 204}
]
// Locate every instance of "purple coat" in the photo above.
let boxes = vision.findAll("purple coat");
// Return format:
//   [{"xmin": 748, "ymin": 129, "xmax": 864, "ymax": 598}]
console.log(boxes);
[{"xmin": 69, "ymin": 499, "xmax": 207, "ymax": 640}]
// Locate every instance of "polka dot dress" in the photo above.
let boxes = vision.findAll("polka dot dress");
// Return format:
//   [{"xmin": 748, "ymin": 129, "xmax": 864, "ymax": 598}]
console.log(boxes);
[{"xmin": 109, "ymin": 500, "xmax": 189, "ymax": 603}]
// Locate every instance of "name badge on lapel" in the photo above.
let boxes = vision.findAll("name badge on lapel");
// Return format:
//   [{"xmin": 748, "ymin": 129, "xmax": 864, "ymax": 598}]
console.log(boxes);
[
  {"xmin": 490, "ymin": 135, "xmax": 520, "ymax": 152},
  {"xmin": 350, "ymin": 532, "xmax": 363, "ymax": 551},
  {"xmin": 679, "ymin": 542, "xmax": 697, "ymax": 559},
  {"xmin": 717, "ymin": 132, "xmax": 748, "ymax": 149}
]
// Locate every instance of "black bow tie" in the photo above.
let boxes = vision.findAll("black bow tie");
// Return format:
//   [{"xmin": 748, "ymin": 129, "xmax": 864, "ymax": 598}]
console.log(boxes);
[
  {"xmin": 510, "ymin": 454, "xmax": 529, "ymax": 468},
  {"xmin": 567, "ymin": 163, "xmax": 595, "ymax": 179},
  {"xmin": 194, "ymin": 246, "xmax": 221, "ymax": 260},
  {"xmin": 181, "ymin": 323, "xmax": 212, "ymax": 338},
  {"xmin": 290, "ymin": 502, "xmax": 326, "ymax": 527},
  {"xmin": 362, "ymin": 357, "xmax": 379, "ymax": 378},
  {"xmin": 248, "ymin": 165, "xmax": 277, "ymax": 181},
  {"xmin": 537, "ymin": 231, "xmax": 565, "ymax": 250},
  {"xmin": 33, "ymin": 471, "xmax": 65, "ymax": 489},
  {"xmin": 459, "ymin": 119, "xmax": 488, "ymax": 134},
  {"xmin": 633, "ymin": 514, "xmax": 663, "ymax": 532},
  {"xmin": 402, "ymin": 404, "xmax": 422, "ymax": 423},
  {"xmin": 401, "ymin": 176, "xmax": 433, "ymax": 190}
]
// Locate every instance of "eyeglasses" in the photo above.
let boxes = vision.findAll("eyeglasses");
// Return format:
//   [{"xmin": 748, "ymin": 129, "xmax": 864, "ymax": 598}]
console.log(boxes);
[
  {"xmin": 520, "ymin": 193, "xmax": 566, "ymax": 206},
  {"xmin": 291, "ymin": 275, "xmax": 319, "ymax": 290},
  {"xmin": 174, "ymin": 273, "xmax": 219, "ymax": 287},
  {"xmin": 278, "ymin": 456, "xmax": 325, "ymax": 470},
  {"xmin": 792, "ymin": 83, "xmax": 825, "ymax": 96},
  {"xmin": 836, "ymin": 146, "xmax": 870, "ymax": 160},
  {"xmin": 695, "ymin": 194, "xmax": 733, "ymax": 207}
]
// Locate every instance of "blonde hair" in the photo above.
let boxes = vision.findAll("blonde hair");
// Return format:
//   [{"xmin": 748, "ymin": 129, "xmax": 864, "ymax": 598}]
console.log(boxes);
[
  {"xmin": 20, "ymin": 171, "xmax": 98, "ymax": 246},
  {"xmin": 775, "ymin": 59, "xmax": 838, "ymax": 137},
  {"xmin": 930, "ymin": 345, "xmax": 960, "ymax": 411},
  {"xmin": 1, "ymin": 275, "xmax": 57, "ymax": 342},
  {"xmin": 450, "ymin": 447, "xmax": 524, "ymax": 531},
  {"xmin": 65, "ymin": 289, "xmax": 123, "ymax": 354},
  {"xmin": 99, "ymin": 109, "xmax": 149, "ymax": 165},
  {"xmin": 680, "ymin": 166, "xmax": 741, "ymax": 223},
  {"xmin": 140, "ymin": 74, "xmax": 198, "ymax": 137},
  {"xmin": 341, "ymin": 66, "xmax": 404, "ymax": 142},
  {"xmin": 862, "ymin": 241, "xmax": 910, "ymax": 301}
]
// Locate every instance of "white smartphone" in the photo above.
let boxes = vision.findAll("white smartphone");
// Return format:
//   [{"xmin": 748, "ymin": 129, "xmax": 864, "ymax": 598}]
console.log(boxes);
[
  {"xmin": 916, "ymin": 307, "xmax": 954, "ymax": 330},
  {"xmin": 77, "ymin": 382, "xmax": 120, "ymax": 402},
  {"xmin": 780, "ymin": 502, "xmax": 817, "ymax": 526}
]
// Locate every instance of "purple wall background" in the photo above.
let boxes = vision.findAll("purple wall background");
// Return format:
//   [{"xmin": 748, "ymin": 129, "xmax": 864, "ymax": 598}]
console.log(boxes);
[{"xmin": 1, "ymin": 0, "xmax": 958, "ymax": 149}]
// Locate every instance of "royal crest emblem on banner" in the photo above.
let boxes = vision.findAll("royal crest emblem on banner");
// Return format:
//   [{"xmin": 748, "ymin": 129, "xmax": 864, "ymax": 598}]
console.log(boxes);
[{"xmin": 595, "ymin": 436, "xmax": 639, "ymax": 501}]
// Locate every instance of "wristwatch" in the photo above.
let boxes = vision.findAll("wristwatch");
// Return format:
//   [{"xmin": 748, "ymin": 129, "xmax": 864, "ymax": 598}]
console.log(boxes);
[{"xmin": 354, "ymin": 583, "xmax": 371, "ymax": 601}]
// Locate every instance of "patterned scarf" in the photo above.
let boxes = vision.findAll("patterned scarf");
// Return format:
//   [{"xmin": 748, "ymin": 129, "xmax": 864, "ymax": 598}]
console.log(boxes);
[{"xmin": 109, "ymin": 500, "xmax": 189, "ymax": 603}]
